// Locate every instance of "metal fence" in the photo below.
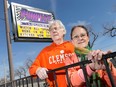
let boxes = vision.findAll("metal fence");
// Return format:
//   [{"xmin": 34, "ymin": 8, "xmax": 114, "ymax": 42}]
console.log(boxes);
[
  {"xmin": 0, "ymin": 52, "xmax": 116, "ymax": 87},
  {"xmin": 0, "ymin": 75, "xmax": 47, "ymax": 87}
]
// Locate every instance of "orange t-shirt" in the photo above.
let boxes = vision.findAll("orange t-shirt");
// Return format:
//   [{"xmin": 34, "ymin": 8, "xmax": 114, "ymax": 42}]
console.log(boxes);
[{"xmin": 29, "ymin": 41, "xmax": 74, "ymax": 87}]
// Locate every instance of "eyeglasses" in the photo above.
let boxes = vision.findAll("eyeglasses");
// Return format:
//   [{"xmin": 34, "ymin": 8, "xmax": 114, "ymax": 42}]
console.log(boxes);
[
  {"xmin": 49, "ymin": 26, "xmax": 62, "ymax": 31},
  {"xmin": 72, "ymin": 33, "xmax": 87, "ymax": 40}
]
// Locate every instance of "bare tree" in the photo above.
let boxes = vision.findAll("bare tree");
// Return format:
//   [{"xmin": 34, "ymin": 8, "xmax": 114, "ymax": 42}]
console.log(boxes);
[
  {"xmin": 6, "ymin": 71, "xmax": 10, "ymax": 82},
  {"xmin": 103, "ymin": 26, "xmax": 116, "ymax": 37},
  {"xmin": 89, "ymin": 30, "xmax": 99, "ymax": 48},
  {"xmin": 14, "ymin": 58, "xmax": 33, "ymax": 79},
  {"xmin": 22, "ymin": 58, "xmax": 33, "ymax": 76},
  {"xmin": 19, "ymin": 66, "xmax": 27, "ymax": 77},
  {"xmin": 14, "ymin": 68, "xmax": 22, "ymax": 79},
  {"xmin": 25, "ymin": 58, "xmax": 33, "ymax": 69},
  {"xmin": 0, "ymin": 70, "xmax": 10, "ymax": 85},
  {"xmin": 103, "ymin": 22, "xmax": 116, "ymax": 37},
  {"xmin": 86, "ymin": 25, "xmax": 99, "ymax": 48},
  {"xmin": 0, "ymin": 78, "xmax": 5, "ymax": 84}
]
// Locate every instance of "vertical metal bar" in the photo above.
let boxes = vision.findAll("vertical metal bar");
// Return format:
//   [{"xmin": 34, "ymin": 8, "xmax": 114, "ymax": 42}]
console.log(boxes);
[
  {"xmin": 22, "ymin": 78, "xmax": 24, "ymax": 87},
  {"xmin": 31, "ymin": 76, "xmax": 34, "ymax": 87},
  {"xmin": 80, "ymin": 64, "xmax": 90, "ymax": 87},
  {"xmin": 16, "ymin": 80, "xmax": 17, "ymax": 87},
  {"xmin": 65, "ymin": 69, "xmax": 71, "ymax": 87},
  {"xmin": 25, "ymin": 77, "xmax": 28, "ymax": 87},
  {"xmin": 102, "ymin": 58, "xmax": 116, "ymax": 87},
  {"xmin": 53, "ymin": 71, "xmax": 58, "ymax": 87},
  {"xmin": 37, "ymin": 77, "xmax": 40, "ymax": 87},
  {"xmin": 19, "ymin": 80, "xmax": 20, "ymax": 87},
  {"xmin": 110, "ymin": 59, "xmax": 116, "ymax": 68},
  {"xmin": 12, "ymin": 81, "xmax": 15, "ymax": 87}
]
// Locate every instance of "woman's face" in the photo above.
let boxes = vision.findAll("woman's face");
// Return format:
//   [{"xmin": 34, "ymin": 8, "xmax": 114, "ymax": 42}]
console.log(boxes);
[
  {"xmin": 49, "ymin": 22, "xmax": 65, "ymax": 41},
  {"xmin": 71, "ymin": 27, "xmax": 89, "ymax": 48}
]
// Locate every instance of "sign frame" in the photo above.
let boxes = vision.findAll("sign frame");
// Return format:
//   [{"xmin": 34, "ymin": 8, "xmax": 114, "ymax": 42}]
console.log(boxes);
[{"xmin": 11, "ymin": 2, "xmax": 54, "ymax": 42}]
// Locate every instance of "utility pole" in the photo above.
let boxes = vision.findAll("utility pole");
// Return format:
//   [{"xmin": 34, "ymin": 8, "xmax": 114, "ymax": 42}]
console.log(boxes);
[{"xmin": 4, "ymin": 0, "xmax": 14, "ymax": 82}]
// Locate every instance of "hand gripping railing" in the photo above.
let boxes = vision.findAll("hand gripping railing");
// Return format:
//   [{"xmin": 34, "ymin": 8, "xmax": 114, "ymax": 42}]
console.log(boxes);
[{"xmin": 47, "ymin": 52, "xmax": 116, "ymax": 87}]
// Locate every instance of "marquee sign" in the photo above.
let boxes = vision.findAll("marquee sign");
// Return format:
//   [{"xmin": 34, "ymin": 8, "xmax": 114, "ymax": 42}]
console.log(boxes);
[{"xmin": 11, "ymin": 2, "xmax": 54, "ymax": 42}]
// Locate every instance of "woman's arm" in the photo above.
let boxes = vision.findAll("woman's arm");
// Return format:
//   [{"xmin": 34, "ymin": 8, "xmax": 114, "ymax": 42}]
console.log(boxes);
[{"xmin": 65, "ymin": 54, "xmax": 94, "ymax": 86}]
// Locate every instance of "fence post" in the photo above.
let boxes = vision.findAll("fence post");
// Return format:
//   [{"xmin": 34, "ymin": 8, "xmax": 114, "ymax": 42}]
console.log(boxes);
[
  {"xmin": 65, "ymin": 68, "xmax": 71, "ymax": 87},
  {"xmin": 80, "ymin": 64, "xmax": 91, "ymax": 87},
  {"xmin": 102, "ymin": 58, "xmax": 116, "ymax": 87},
  {"xmin": 53, "ymin": 71, "xmax": 58, "ymax": 87}
]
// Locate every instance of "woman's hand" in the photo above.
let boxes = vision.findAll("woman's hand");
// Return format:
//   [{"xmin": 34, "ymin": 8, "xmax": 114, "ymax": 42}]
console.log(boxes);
[
  {"xmin": 36, "ymin": 67, "xmax": 48, "ymax": 79},
  {"xmin": 87, "ymin": 50, "xmax": 111, "ymax": 70}
]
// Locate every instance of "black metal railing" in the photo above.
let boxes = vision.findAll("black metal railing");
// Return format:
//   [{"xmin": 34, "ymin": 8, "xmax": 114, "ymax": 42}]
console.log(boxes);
[
  {"xmin": 0, "ymin": 52, "xmax": 116, "ymax": 87},
  {"xmin": 0, "ymin": 75, "xmax": 46, "ymax": 87}
]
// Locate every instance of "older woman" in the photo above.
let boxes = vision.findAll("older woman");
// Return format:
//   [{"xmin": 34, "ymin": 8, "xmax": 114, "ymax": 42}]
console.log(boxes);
[{"xmin": 29, "ymin": 20, "xmax": 74, "ymax": 87}]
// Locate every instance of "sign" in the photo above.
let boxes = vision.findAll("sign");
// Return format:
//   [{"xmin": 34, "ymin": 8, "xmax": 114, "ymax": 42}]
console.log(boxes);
[{"xmin": 11, "ymin": 2, "xmax": 54, "ymax": 42}]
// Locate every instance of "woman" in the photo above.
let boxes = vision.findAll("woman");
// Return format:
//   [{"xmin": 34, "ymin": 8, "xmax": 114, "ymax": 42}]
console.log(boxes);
[
  {"xmin": 65, "ymin": 25, "xmax": 116, "ymax": 87},
  {"xmin": 29, "ymin": 20, "xmax": 74, "ymax": 87}
]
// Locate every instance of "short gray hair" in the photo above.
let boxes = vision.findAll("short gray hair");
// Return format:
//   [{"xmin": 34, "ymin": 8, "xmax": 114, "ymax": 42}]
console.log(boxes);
[{"xmin": 48, "ymin": 20, "xmax": 66, "ymax": 34}]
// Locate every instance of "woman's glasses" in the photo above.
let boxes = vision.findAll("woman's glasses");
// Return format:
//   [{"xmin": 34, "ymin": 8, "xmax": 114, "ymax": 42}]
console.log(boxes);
[
  {"xmin": 49, "ymin": 26, "xmax": 62, "ymax": 31},
  {"xmin": 72, "ymin": 33, "xmax": 87, "ymax": 40}
]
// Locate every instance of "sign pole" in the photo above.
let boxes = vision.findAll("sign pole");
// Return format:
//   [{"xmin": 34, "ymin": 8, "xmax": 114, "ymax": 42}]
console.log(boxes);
[{"xmin": 4, "ymin": 0, "xmax": 14, "ymax": 81}]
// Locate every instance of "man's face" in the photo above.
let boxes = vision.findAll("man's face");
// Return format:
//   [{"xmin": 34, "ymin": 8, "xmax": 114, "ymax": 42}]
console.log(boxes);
[{"xmin": 49, "ymin": 22, "xmax": 65, "ymax": 41}]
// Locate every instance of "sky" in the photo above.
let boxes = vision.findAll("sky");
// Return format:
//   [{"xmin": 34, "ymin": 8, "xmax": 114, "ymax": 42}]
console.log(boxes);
[{"xmin": 0, "ymin": 0, "xmax": 116, "ymax": 79}]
